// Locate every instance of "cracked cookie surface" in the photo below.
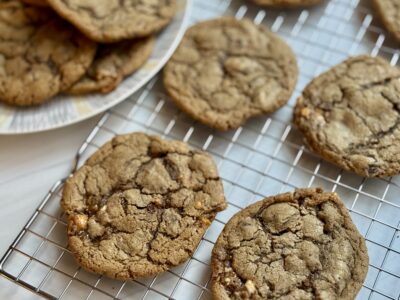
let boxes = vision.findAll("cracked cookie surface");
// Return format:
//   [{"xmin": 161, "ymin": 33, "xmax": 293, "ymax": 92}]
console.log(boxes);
[
  {"xmin": 294, "ymin": 55, "xmax": 400, "ymax": 177},
  {"xmin": 62, "ymin": 132, "xmax": 227, "ymax": 280},
  {"xmin": 0, "ymin": 1, "xmax": 96, "ymax": 106},
  {"xmin": 163, "ymin": 17, "xmax": 298, "ymax": 130},
  {"xmin": 68, "ymin": 36, "xmax": 155, "ymax": 95},
  {"xmin": 373, "ymin": 0, "xmax": 400, "ymax": 41},
  {"xmin": 250, "ymin": 0, "xmax": 322, "ymax": 7},
  {"xmin": 211, "ymin": 188, "xmax": 368, "ymax": 300},
  {"xmin": 46, "ymin": 0, "xmax": 177, "ymax": 43}
]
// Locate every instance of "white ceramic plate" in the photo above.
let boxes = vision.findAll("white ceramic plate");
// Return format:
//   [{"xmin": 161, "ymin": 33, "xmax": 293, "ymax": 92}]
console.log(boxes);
[{"xmin": 0, "ymin": 0, "xmax": 191, "ymax": 135}]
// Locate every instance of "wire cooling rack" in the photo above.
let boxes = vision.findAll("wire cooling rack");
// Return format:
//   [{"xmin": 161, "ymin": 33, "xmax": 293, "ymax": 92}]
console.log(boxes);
[{"xmin": 1, "ymin": 0, "xmax": 400, "ymax": 299}]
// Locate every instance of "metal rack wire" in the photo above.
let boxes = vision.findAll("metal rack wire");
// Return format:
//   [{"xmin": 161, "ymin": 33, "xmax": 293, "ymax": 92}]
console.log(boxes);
[{"xmin": 1, "ymin": 0, "xmax": 400, "ymax": 299}]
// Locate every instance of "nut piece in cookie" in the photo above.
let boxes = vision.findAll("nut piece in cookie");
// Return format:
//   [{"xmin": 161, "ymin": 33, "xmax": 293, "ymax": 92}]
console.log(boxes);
[
  {"xmin": 0, "ymin": 1, "xmax": 97, "ymax": 106},
  {"xmin": 250, "ymin": 0, "xmax": 323, "ymax": 8},
  {"xmin": 61, "ymin": 132, "xmax": 227, "ymax": 280},
  {"xmin": 46, "ymin": 0, "xmax": 177, "ymax": 43},
  {"xmin": 211, "ymin": 188, "xmax": 369, "ymax": 300},
  {"xmin": 373, "ymin": 0, "xmax": 400, "ymax": 41},
  {"xmin": 68, "ymin": 36, "xmax": 155, "ymax": 95},
  {"xmin": 294, "ymin": 55, "xmax": 400, "ymax": 177},
  {"xmin": 163, "ymin": 17, "xmax": 298, "ymax": 130}
]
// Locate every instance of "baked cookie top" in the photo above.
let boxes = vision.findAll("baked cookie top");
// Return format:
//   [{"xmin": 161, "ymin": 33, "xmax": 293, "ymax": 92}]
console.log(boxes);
[
  {"xmin": 163, "ymin": 17, "xmax": 298, "ymax": 130},
  {"xmin": 46, "ymin": 0, "xmax": 177, "ymax": 43},
  {"xmin": 373, "ymin": 0, "xmax": 400, "ymax": 41},
  {"xmin": 294, "ymin": 55, "xmax": 400, "ymax": 177},
  {"xmin": 250, "ymin": 0, "xmax": 322, "ymax": 7},
  {"xmin": 0, "ymin": 1, "xmax": 96, "ymax": 106},
  {"xmin": 68, "ymin": 36, "xmax": 155, "ymax": 95},
  {"xmin": 62, "ymin": 132, "xmax": 227, "ymax": 280},
  {"xmin": 0, "ymin": 1, "xmax": 97, "ymax": 106},
  {"xmin": 212, "ymin": 188, "xmax": 368, "ymax": 300}
]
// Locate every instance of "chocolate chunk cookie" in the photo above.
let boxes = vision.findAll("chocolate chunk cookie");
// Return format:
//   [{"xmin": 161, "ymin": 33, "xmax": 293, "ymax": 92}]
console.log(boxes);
[
  {"xmin": 163, "ymin": 17, "xmax": 298, "ymax": 130},
  {"xmin": 294, "ymin": 55, "xmax": 400, "ymax": 177},
  {"xmin": 46, "ymin": 0, "xmax": 177, "ymax": 43},
  {"xmin": 62, "ymin": 133, "xmax": 227, "ymax": 280},
  {"xmin": 250, "ymin": 0, "xmax": 322, "ymax": 7},
  {"xmin": 68, "ymin": 36, "xmax": 155, "ymax": 95},
  {"xmin": 0, "ymin": 1, "xmax": 96, "ymax": 106},
  {"xmin": 373, "ymin": 0, "xmax": 400, "ymax": 41},
  {"xmin": 212, "ymin": 188, "xmax": 368, "ymax": 300}
]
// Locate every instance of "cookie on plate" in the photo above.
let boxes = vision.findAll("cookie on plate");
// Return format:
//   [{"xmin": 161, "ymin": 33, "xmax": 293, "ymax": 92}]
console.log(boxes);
[
  {"xmin": 46, "ymin": 0, "xmax": 177, "ymax": 43},
  {"xmin": 62, "ymin": 132, "xmax": 227, "ymax": 280},
  {"xmin": 163, "ymin": 17, "xmax": 298, "ymax": 130},
  {"xmin": 68, "ymin": 36, "xmax": 155, "ymax": 95},
  {"xmin": 373, "ymin": 0, "xmax": 400, "ymax": 41},
  {"xmin": 250, "ymin": 0, "xmax": 322, "ymax": 7},
  {"xmin": 0, "ymin": 1, "xmax": 97, "ymax": 106},
  {"xmin": 212, "ymin": 188, "xmax": 368, "ymax": 300},
  {"xmin": 294, "ymin": 55, "xmax": 400, "ymax": 177}
]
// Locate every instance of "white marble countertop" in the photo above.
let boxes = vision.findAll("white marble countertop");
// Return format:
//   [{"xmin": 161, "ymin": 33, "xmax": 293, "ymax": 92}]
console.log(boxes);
[{"xmin": 0, "ymin": 116, "xmax": 101, "ymax": 299}]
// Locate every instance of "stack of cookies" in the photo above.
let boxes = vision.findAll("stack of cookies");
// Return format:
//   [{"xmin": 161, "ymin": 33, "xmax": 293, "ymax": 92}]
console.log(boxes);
[{"xmin": 0, "ymin": 0, "xmax": 177, "ymax": 106}]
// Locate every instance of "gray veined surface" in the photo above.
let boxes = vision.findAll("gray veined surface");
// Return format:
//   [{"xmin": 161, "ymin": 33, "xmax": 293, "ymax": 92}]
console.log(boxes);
[{"xmin": 1, "ymin": 0, "xmax": 400, "ymax": 299}]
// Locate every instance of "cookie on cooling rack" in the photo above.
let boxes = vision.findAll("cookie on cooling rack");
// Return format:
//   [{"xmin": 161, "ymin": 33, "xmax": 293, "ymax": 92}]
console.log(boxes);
[
  {"xmin": 61, "ymin": 132, "xmax": 227, "ymax": 280},
  {"xmin": 46, "ymin": 0, "xmax": 177, "ymax": 43},
  {"xmin": 250, "ymin": 0, "xmax": 323, "ymax": 7},
  {"xmin": 68, "ymin": 36, "xmax": 155, "ymax": 95},
  {"xmin": 211, "ymin": 188, "xmax": 369, "ymax": 300},
  {"xmin": 163, "ymin": 17, "xmax": 298, "ymax": 130},
  {"xmin": 294, "ymin": 55, "xmax": 400, "ymax": 178},
  {"xmin": 0, "ymin": 1, "xmax": 97, "ymax": 106},
  {"xmin": 373, "ymin": 0, "xmax": 400, "ymax": 41}
]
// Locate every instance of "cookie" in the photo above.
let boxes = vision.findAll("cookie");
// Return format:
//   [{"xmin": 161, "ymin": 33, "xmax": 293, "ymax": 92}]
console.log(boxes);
[
  {"xmin": 20, "ymin": 0, "xmax": 48, "ymax": 6},
  {"xmin": 0, "ymin": 1, "xmax": 97, "ymax": 106},
  {"xmin": 294, "ymin": 55, "xmax": 400, "ymax": 177},
  {"xmin": 46, "ymin": 0, "xmax": 177, "ymax": 43},
  {"xmin": 68, "ymin": 36, "xmax": 155, "ymax": 95},
  {"xmin": 163, "ymin": 17, "xmax": 298, "ymax": 130},
  {"xmin": 250, "ymin": 0, "xmax": 322, "ymax": 7},
  {"xmin": 373, "ymin": 0, "xmax": 400, "ymax": 41},
  {"xmin": 61, "ymin": 132, "xmax": 227, "ymax": 280},
  {"xmin": 211, "ymin": 188, "xmax": 368, "ymax": 300}
]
